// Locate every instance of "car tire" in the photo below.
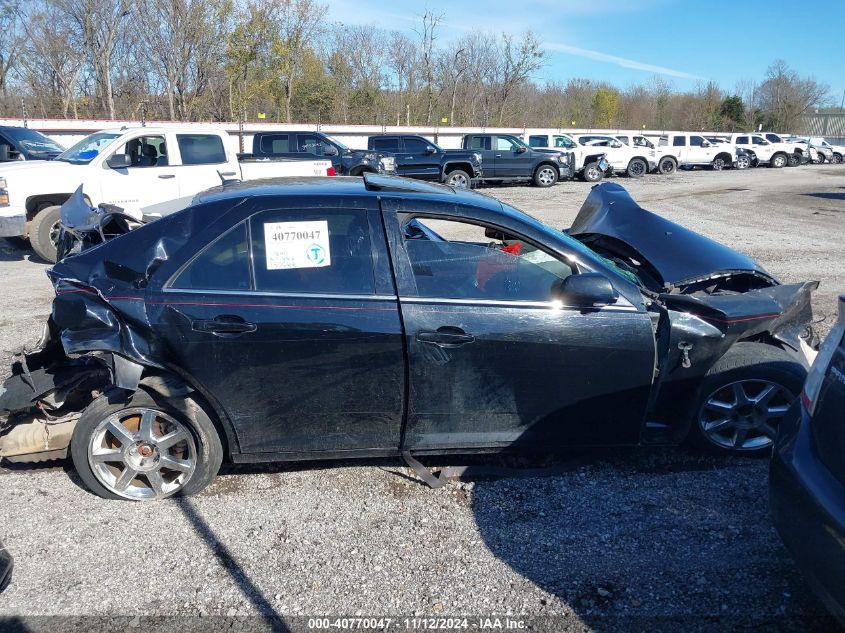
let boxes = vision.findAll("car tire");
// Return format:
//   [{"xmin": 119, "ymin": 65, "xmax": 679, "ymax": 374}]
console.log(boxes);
[
  {"xmin": 833, "ymin": 153, "xmax": 843, "ymax": 164},
  {"xmin": 29, "ymin": 205, "xmax": 61, "ymax": 263},
  {"xmin": 581, "ymin": 161, "xmax": 604, "ymax": 182},
  {"xmin": 816, "ymin": 154, "xmax": 825, "ymax": 164},
  {"xmin": 735, "ymin": 155, "xmax": 750, "ymax": 170},
  {"xmin": 687, "ymin": 342, "xmax": 807, "ymax": 456},
  {"xmin": 769, "ymin": 153, "xmax": 787, "ymax": 168},
  {"xmin": 445, "ymin": 169, "xmax": 471, "ymax": 189},
  {"xmin": 786, "ymin": 153, "xmax": 800, "ymax": 167},
  {"xmin": 626, "ymin": 158, "xmax": 647, "ymax": 178},
  {"xmin": 533, "ymin": 164, "xmax": 558, "ymax": 187},
  {"xmin": 711, "ymin": 157, "xmax": 726, "ymax": 171},
  {"xmin": 658, "ymin": 157, "xmax": 677, "ymax": 175},
  {"xmin": 70, "ymin": 389, "xmax": 224, "ymax": 501},
  {"xmin": 2, "ymin": 236, "xmax": 28, "ymax": 249}
]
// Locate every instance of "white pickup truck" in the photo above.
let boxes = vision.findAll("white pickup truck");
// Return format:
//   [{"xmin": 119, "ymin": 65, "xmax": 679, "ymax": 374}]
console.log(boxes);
[
  {"xmin": 0, "ymin": 126, "xmax": 335, "ymax": 262},
  {"xmin": 574, "ymin": 133, "xmax": 657, "ymax": 177},
  {"xmin": 723, "ymin": 133, "xmax": 792, "ymax": 168},
  {"xmin": 524, "ymin": 133, "xmax": 609, "ymax": 181},
  {"xmin": 657, "ymin": 133, "xmax": 739, "ymax": 171}
]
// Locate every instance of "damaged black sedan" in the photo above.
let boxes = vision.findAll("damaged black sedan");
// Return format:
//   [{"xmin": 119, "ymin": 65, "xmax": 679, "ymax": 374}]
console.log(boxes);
[{"xmin": 0, "ymin": 177, "xmax": 818, "ymax": 500}]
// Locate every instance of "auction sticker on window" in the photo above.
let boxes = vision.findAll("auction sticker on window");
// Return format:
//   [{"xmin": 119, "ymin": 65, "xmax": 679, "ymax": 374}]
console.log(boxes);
[{"xmin": 264, "ymin": 220, "xmax": 331, "ymax": 270}]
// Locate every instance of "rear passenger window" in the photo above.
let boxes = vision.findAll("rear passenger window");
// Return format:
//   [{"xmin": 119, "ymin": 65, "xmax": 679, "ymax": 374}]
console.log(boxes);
[
  {"xmin": 673, "ymin": 136, "xmax": 686, "ymax": 147},
  {"xmin": 250, "ymin": 209, "xmax": 375, "ymax": 295},
  {"xmin": 177, "ymin": 134, "xmax": 226, "ymax": 165},
  {"xmin": 171, "ymin": 222, "xmax": 250, "ymax": 290},
  {"xmin": 371, "ymin": 137, "xmax": 399, "ymax": 152},
  {"xmin": 736, "ymin": 136, "xmax": 749, "ymax": 144},
  {"xmin": 259, "ymin": 134, "xmax": 290, "ymax": 154},
  {"xmin": 468, "ymin": 136, "xmax": 491, "ymax": 150}
]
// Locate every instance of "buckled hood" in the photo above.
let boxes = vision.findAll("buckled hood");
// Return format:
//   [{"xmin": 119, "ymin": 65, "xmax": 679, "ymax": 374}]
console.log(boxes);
[{"xmin": 569, "ymin": 182, "xmax": 773, "ymax": 288}]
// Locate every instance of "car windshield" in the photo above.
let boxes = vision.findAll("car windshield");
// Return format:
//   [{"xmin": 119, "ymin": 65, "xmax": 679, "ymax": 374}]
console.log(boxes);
[
  {"xmin": 56, "ymin": 132, "xmax": 121, "ymax": 164},
  {"xmin": 5, "ymin": 129, "xmax": 64, "ymax": 155}
]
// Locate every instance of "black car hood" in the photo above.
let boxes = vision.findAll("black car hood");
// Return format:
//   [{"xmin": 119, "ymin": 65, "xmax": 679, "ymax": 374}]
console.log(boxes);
[{"xmin": 569, "ymin": 183, "xmax": 773, "ymax": 288}]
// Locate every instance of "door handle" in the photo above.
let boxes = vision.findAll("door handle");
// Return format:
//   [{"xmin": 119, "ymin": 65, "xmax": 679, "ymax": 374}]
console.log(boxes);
[
  {"xmin": 416, "ymin": 327, "xmax": 475, "ymax": 348},
  {"xmin": 192, "ymin": 315, "xmax": 257, "ymax": 336},
  {"xmin": 494, "ymin": 154, "xmax": 502, "ymax": 158},
  {"xmin": 157, "ymin": 174, "xmax": 175, "ymax": 179}
]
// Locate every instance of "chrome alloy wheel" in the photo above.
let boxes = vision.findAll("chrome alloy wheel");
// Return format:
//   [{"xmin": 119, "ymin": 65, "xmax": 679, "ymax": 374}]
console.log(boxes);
[
  {"xmin": 537, "ymin": 166, "xmax": 556, "ymax": 186},
  {"xmin": 447, "ymin": 172, "xmax": 469, "ymax": 188},
  {"xmin": 698, "ymin": 380, "xmax": 793, "ymax": 451},
  {"xmin": 736, "ymin": 156, "xmax": 750, "ymax": 169},
  {"xmin": 87, "ymin": 408, "xmax": 197, "ymax": 500}
]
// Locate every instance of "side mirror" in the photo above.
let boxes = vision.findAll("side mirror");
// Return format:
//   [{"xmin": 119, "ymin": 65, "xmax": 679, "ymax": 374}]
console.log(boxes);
[
  {"xmin": 425, "ymin": 145, "xmax": 437, "ymax": 154},
  {"xmin": 701, "ymin": 141, "xmax": 711, "ymax": 147},
  {"xmin": 0, "ymin": 144, "xmax": 9, "ymax": 162},
  {"xmin": 106, "ymin": 153, "xmax": 131, "ymax": 169},
  {"xmin": 516, "ymin": 145, "xmax": 527, "ymax": 154},
  {"xmin": 323, "ymin": 145, "xmax": 339, "ymax": 156},
  {"xmin": 553, "ymin": 273, "xmax": 619, "ymax": 308}
]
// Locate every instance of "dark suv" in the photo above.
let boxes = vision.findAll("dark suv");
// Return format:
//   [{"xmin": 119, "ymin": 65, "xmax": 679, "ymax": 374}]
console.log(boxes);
[
  {"xmin": 367, "ymin": 135, "xmax": 482, "ymax": 188},
  {"xmin": 771, "ymin": 294, "xmax": 845, "ymax": 624}
]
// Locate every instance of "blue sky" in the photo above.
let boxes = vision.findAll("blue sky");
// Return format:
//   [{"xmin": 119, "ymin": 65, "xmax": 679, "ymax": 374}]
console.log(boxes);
[{"xmin": 329, "ymin": 0, "xmax": 845, "ymax": 106}]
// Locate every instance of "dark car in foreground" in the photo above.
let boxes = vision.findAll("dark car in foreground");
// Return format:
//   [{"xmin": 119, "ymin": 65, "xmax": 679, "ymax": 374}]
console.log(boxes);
[
  {"xmin": 0, "ymin": 541, "xmax": 11, "ymax": 593},
  {"xmin": 771, "ymin": 295, "xmax": 845, "ymax": 624},
  {"xmin": 0, "ymin": 126, "xmax": 64, "ymax": 162},
  {"xmin": 0, "ymin": 179, "xmax": 818, "ymax": 501}
]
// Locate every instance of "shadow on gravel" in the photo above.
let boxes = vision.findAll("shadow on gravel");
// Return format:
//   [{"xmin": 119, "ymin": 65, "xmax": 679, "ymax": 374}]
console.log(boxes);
[
  {"xmin": 175, "ymin": 498, "xmax": 292, "ymax": 632},
  {"xmin": 462, "ymin": 447, "xmax": 838, "ymax": 632}
]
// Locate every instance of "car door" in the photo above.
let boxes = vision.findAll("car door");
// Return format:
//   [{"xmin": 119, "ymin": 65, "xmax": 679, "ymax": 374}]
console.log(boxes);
[
  {"xmin": 400, "ymin": 136, "xmax": 441, "ymax": 180},
  {"xmin": 466, "ymin": 136, "xmax": 496, "ymax": 175},
  {"xmin": 493, "ymin": 135, "xmax": 528, "ymax": 177},
  {"xmin": 147, "ymin": 198, "xmax": 406, "ymax": 455},
  {"xmin": 689, "ymin": 135, "xmax": 713, "ymax": 164},
  {"xmin": 98, "ymin": 133, "xmax": 180, "ymax": 218},
  {"xmin": 173, "ymin": 132, "xmax": 235, "ymax": 198},
  {"xmin": 671, "ymin": 135, "xmax": 689, "ymax": 163},
  {"xmin": 380, "ymin": 199, "xmax": 657, "ymax": 450},
  {"xmin": 295, "ymin": 133, "xmax": 341, "ymax": 172}
]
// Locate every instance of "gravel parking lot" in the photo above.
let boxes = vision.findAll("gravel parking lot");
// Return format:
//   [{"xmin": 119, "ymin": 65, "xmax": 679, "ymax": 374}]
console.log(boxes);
[{"xmin": 1, "ymin": 165, "xmax": 844, "ymax": 632}]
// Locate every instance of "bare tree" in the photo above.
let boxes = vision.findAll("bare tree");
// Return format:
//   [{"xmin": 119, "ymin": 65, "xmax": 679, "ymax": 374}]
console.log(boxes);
[
  {"xmin": 493, "ymin": 31, "xmax": 545, "ymax": 125},
  {"xmin": 0, "ymin": 0, "xmax": 23, "ymax": 95},
  {"xmin": 757, "ymin": 60, "xmax": 829, "ymax": 131},
  {"xmin": 415, "ymin": 9, "xmax": 443, "ymax": 125}
]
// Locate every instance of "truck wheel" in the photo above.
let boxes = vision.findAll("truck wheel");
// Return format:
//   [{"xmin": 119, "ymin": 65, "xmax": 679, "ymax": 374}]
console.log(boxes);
[
  {"xmin": 710, "ymin": 157, "xmax": 726, "ymax": 171},
  {"xmin": 30, "ymin": 205, "xmax": 61, "ymax": 263},
  {"xmin": 735, "ymin": 155, "xmax": 750, "ymax": 169},
  {"xmin": 769, "ymin": 153, "xmax": 787, "ymax": 168},
  {"xmin": 686, "ymin": 342, "xmax": 806, "ymax": 456},
  {"xmin": 833, "ymin": 153, "xmax": 843, "ymax": 164},
  {"xmin": 533, "ymin": 164, "xmax": 558, "ymax": 187},
  {"xmin": 816, "ymin": 154, "xmax": 825, "ymax": 164},
  {"xmin": 581, "ymin": 162, "xmax": 604, "ymax": 182},
  {"xmin": 626, "ymin": 158, "xmax": 647, "ymax": 178},
  {"xmin": 786, "ymin": 153, "xmax": 800, "ymax": 167},
  {"xmin": 70, "ymin": 389, "xmax": 224, "ymax": 501},
  {"xmin": 445, "ymin": 169, "xmax": 471, "ymax": 189},
  {"xmin": 658, "ymin": 157, "xmax": 677, "ymax": 174}
]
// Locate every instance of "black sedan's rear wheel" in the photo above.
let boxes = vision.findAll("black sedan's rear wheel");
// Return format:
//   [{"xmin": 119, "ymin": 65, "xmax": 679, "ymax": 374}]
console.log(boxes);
[
  {"xmin": 687, "ymin": 342, "xmax": 806, "ymax": 455},
  {"xmin": 71, "ymin": 389, "xmax": 223, "ymax": 501}
]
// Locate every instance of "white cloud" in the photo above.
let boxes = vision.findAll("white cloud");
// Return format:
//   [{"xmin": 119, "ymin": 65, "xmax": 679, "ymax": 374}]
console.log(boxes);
[{"xmin": 545, "ymin": 42, "xmax": 706, "ymax": 80}]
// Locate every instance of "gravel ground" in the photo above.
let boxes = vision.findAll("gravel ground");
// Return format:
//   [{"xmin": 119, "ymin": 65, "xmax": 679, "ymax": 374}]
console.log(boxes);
[{"xmin": 1, "ymin": 164, "xmax": 844, "ymax": 632}]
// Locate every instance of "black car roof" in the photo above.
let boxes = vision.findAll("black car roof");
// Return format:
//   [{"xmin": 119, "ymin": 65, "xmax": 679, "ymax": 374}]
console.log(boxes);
[{"xmin": 194, "ymin": 175, "xmax": 504, "ymax": 214}]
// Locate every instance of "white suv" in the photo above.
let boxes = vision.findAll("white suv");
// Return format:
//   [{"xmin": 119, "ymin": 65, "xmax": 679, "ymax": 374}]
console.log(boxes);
[
  {"xmin": 575, "ymin": 134, "xmax": 657, "ymax": 177},
  {"xmin": 760, "ymin": 132, "xmax": 813, "ymax": 165},
  {"xmin": 657, "ymin": 133, "xmax": 738, "ymax": 171}
]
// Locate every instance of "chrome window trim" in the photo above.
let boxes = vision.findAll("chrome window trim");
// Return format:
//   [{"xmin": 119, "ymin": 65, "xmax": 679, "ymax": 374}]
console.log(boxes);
[
  {"xmin": 400, "ymin": 296, "xmax": 639, "ymax": 312},
  {"xmin": 161, "ymin": 287, "xmax": 395, "ymax": 301}
]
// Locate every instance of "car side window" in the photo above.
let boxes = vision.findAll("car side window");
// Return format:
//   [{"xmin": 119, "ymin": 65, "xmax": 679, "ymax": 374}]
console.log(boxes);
[
  {"xmin": 260, "ymin": 134, "xmax": 290, "ymax": 154},
  {"xmin": 468, "ymin": 136, "xmax": 491, "ymax": 150},
  {"xmin": 112, "ymin": 135, "xmax": 169, "ymax": 167},
  {"xmin": 752, "ymin": 136, "xmax": 766, "ymax": 145},
  {"xmin": 401, "ymin": 217, "xmax": 575, "ymax": 302},
  {"xmin": 250, "ymin": 208, "xmax": 375, "ymax": 295},
  {"xmin": 528, "ymin": 136, "xmax": 546, "ymax": 148},
  {"xmin": 554, "ymin": 136, "xmax": 575, "ymax": 149},
  {"xmin": 177, "ymin": 134, "xmax": 226, "ymax": 165},
  {"xmin": 690, "ymin": 136, "xmax": 705, "ymax": 147},
  {"xmin": 296, "ymin": 134, "xmax": 330, "ymax": 156},
  {"xmin": 171, "ymin": 222, "xmax": 250, "ymax": 291},
  {"xmin": 736, "ymin": 136, "xmax": 749, "ymax": 144},
  {"xmin": 403, "ymin": 137, "xmax": 431, "ymax": 153},
  {"xmin": 673, "ymin": 136, "xmax": 686, "ymax": 147},
  {"xmin": 371, "ymin": 137, "xmax": 399, "ymax": 152},
  {"xmin": 496, "ymin": 137, "xmax": 518, "ymax": 152}
]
